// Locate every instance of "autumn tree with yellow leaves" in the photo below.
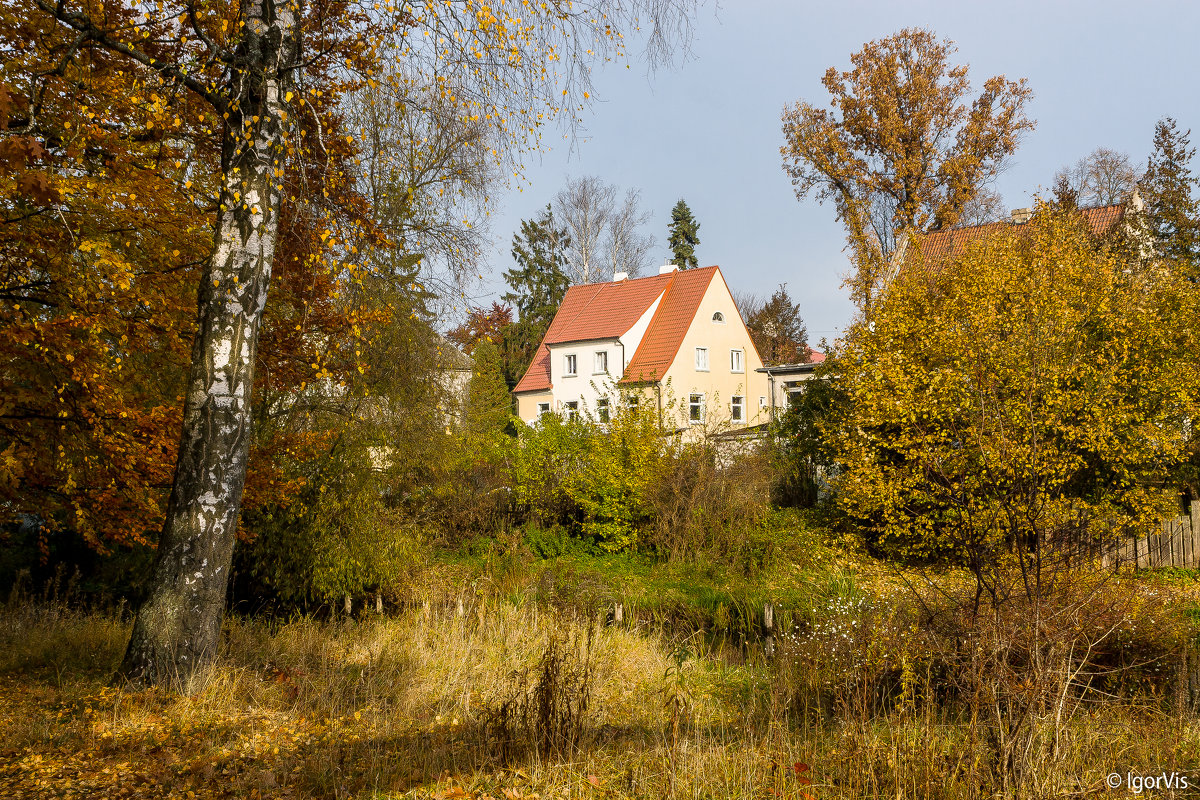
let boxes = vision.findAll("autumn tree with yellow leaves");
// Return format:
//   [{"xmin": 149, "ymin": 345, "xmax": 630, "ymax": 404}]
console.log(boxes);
[
  {"xmin": 829, "ymin": 206, "xmax": 1200, "ymax": 599},
  {"xmin": 781, "ymin": 28, "xmax": 1033, "ymax": 313},
  {"xmin": 4, "ymin": 0, "xmax": 699, "ymax": 688}
]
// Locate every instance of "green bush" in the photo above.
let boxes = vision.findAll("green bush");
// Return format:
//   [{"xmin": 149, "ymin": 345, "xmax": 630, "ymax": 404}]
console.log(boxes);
[{"xmin": 512, "ymin": 404, "xmax": 662, "ymax": 552}]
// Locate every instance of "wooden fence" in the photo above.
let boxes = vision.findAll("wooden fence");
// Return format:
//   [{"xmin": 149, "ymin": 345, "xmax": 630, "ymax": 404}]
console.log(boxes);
[{"xmin": 1105, "ymin": 500, "xmax": 1200, "ymax": 570}]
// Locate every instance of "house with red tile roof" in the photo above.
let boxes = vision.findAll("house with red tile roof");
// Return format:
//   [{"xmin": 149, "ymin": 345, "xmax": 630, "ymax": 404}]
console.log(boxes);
[
  {"xmin": 513, "ymin": 264, "xmax": 770, "ymax": 435},
  {"xmin": 888, "ymin": 200, "xmax": 1136, "ymax": 287}
]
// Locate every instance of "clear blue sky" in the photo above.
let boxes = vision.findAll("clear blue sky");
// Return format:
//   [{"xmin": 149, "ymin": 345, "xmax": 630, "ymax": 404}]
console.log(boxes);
[{"xmin": 464, "ymin": 0, "xmax": 1200, "ymax": 345}]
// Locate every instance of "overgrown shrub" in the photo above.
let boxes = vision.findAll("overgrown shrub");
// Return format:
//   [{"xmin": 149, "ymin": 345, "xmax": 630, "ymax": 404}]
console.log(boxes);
[
  {"xmin": 646, "ymin": 442, "xmax": 772, "ymax": 563},
  {"xmin": 511, "ymin": 405, "xmax": 661, "ymax": 552},
  {"xmin": 770, "ymin": 565, "xmax": 1200, "ymax": 798},
  {"xmin": 511, "ymin": 405, "xmax": 775, "ymax": 559},
  {"xmin": 485, "ymin": 627, "xmax": 596, "ymax": 762}
]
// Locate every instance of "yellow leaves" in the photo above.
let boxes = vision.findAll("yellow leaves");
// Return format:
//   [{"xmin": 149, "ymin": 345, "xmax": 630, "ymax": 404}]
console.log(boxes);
[{"xmin": 833, "ymin": 207, "xmax": 1200, "ymax": 565}]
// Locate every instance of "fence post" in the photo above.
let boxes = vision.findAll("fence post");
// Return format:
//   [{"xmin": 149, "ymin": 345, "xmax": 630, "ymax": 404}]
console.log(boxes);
[
  {"xmin": 763, "ymin": 602, "xmax": 775, "ymax": 659},
  {"xmin": 1191, "ymin": 501, "xmax": 1200, "ymax": 568}
]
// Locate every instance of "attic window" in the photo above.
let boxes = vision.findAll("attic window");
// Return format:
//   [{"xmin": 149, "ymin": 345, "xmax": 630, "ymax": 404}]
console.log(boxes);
[{"xmin": 712, "ymin": 312, "xmax": 725, "ymax": 323}]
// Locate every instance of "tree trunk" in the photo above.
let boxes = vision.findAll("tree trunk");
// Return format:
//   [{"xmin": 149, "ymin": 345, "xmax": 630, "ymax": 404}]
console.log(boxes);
[{"xmin": 117, "ymin": 0, "xmax": 297, "ymax": 689}]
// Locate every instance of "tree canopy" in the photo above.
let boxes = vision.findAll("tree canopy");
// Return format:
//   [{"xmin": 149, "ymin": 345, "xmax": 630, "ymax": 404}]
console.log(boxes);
[
  {"xmin": 502, "ymin": 206, "xmax": 572, "ymax": 383},
  {"xmin": 781, "ymin": 28, "xmax": 1033, "ymax": 312},
  {"xmin": 1139, "ymin": 117, "xmax": 1200, "ymax": 279},
  {"xmin": 829, "ymin": 206, "xmax": 1200, "ymax": 595},
  {"xmin": 552, "ymin": 176, "xmax": 656, "ymax": 283},
  {"xmin": 744, "ymin": 285, "xmax": 810, "ymax": 365}
]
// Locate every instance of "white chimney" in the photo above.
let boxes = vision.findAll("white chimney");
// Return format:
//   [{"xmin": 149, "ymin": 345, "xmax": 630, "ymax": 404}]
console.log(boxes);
[
  {"xmin": 613, "ymin": 271, "xmax": 629, "ymax": 282},
  {"xmin": 658, "ymin": 262, "xmax": 679, "ymax": 275}
]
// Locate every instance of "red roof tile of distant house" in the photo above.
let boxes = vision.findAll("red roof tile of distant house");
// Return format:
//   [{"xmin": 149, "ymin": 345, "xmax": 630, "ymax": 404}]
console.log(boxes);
[
  {"xmin": 512, "ymin": 267, "xmax": 721, "ymax": 393},
  {"xmin": 902, "ymin": 204, "xmax": 1127, "ymax": 280}
]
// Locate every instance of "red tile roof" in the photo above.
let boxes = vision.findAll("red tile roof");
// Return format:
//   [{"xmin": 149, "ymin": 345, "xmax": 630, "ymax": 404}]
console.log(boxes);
[
  {"xmin": 620, "ymin": 267, "xmax": 719, "ymax": 384},
  {"xmin": 902, "ymin": 204, "xmax": 1127, "ymax": 279},
  {"xmin": 512, "ymin": 267, "xmax": 720, "ymax": 393}
]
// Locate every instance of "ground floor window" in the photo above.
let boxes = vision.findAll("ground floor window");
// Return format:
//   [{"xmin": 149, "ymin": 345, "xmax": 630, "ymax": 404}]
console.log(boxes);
[
  {"xmin": 688, "ymin": 393, "xmax": 704, "ymax": 423},
  {"xmin": 565, "ymin": 400, "xmax": 579, "ymax": 420},
  {"xmin": 731, "ymin": 395, "xmax": 744, "ymax": 422},
  {"xmin": 597, "ymin": 397, "xmax": 610, "ymax": 423}
]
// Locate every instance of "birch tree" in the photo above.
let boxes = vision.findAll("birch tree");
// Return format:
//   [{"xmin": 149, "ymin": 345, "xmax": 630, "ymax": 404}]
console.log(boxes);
[
  {"xmin": 15, "ymin": 0, "xmax": 698, "ymax": 688},
  {"xmin": 1054, "ymin": 147, "xmax": 1140, "ymax": 207},
  {"xmin": 552, "ymin": 175, "xmax": 655, "ymax": 283}
]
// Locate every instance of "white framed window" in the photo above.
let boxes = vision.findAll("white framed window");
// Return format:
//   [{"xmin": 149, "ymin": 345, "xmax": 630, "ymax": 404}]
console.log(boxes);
[
  {"xmin": 593, "ymin": 350, "xmax": 608, "ymax": 374},
  {"xmin": 537, "ymin": 402, "xmax": 550, "ymax": 417},
  {"xmin": 731, "ymin": 395, "xmax": 744, "ymax": 423},
  {"xmin": 626, "ymin": 393, "xmax": 639, "ymax": 410},
  {"xmin": 597, "ymin": 397, "xmax": 610, "ymax": 423},
  {"xmin": 712, "ymin": 311, "xmax": 725, "ymax": 323},
  {"xmin": 564, "ymin": 400, "xmax": 580, "ymax": 420},
  {"xmin": 759, "ymin": 395, "xmax": 768, "ymax": 410},
  {"xmin": 730, "ymin": 349, "xmax": 744, "ymax": 373},
  {"xmin": 688, "ymin": 393, "xmax": 705, "ymax": 424},
  {"xmin": 695, "ymin": 347, "xmax": 709, "ymax": 371},
  {"xmin": 564, "ymin": 354, "xmax": 577, "ymax": 376}
]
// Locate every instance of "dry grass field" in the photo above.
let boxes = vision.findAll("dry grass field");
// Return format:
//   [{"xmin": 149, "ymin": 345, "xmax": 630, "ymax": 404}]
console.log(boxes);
[{"xmin": 3, "ymin": 562, "xmax": 1198, "ymax": 799}]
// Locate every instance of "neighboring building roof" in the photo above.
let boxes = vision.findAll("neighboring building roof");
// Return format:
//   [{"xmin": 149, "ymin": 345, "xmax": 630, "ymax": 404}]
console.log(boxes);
[
  {"xmin": 513, "ymin": 266, "xmax": 721, "ymax": 393},
  {"xmin": 900, "ymin": 203, "xmax": 1127, "ymax": 280},
  {"xmin": 756, "ymin": 350, "xmax": 826, "ymax": 376}
]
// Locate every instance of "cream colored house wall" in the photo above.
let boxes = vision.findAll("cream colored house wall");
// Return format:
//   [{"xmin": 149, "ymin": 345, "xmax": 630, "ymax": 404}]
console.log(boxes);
[
  {"xmin": 765, "ymin": 369, "xmax": 818, "ymax": 417},
  {"xmin": 515, "ymin": 388, "xmax": 553, "ymax": 421},
  {"xmin": 546, "ymin": 339, "xmax": 623, "ymax": 418},
  {"xmin": 657, "ymin": 271, "xmax": 769, "ymax": 436}
]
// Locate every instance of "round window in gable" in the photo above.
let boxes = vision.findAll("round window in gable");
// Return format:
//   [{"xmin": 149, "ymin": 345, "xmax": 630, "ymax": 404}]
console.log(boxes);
[{"xmin": 712, "ymin": 311, "xmax": 725, "ymax": 323}]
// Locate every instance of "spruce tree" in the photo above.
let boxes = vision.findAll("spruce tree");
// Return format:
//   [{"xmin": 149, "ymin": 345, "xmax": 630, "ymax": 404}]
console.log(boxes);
[
  {"xmin": 502, "ymin": 205, "xmax": 571, "ymax": 381},
  {"xmin": 1139, "ymin": 117, "xmax": 1200, "ymax": 280},
  {"xmin": 465, "ymin": 340, "xmax": 513, "ymax": 443},
  {"xmin": 667, "ymin": 199, "xmax": 701, "ymax": 269}
]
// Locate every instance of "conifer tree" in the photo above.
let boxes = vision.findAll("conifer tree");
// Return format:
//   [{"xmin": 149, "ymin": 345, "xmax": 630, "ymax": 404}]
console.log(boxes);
[
  {"xmin": 502, "ymin": 206, "xmax": 571, "ymax": 381},
  {"xmin": 667, "ymin": 199, "xmax": 701, "ymax": 269},
  {"xmin": 465, "ymin": 340, "xmax": 513, "ymax": 444},
  {"xmin": 1139, "ymin": 117, "xmax": 1200, "ymax": 279}
]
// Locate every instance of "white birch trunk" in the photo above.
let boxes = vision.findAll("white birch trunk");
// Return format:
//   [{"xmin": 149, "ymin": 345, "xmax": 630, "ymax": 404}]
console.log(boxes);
[{"xmin": 118, "ymin": 0, "xmax": 297, "ymax": 688}]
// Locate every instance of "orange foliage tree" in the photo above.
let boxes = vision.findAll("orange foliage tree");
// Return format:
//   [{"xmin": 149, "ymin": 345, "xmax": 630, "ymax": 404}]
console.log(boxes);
[
  {"xmin": 5, "ymin": 0, "xmax": 699, "ymax": 687},
  {"xmin": 781, "ymin": 28, "xmax": 1034, "ymax": 313}
]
